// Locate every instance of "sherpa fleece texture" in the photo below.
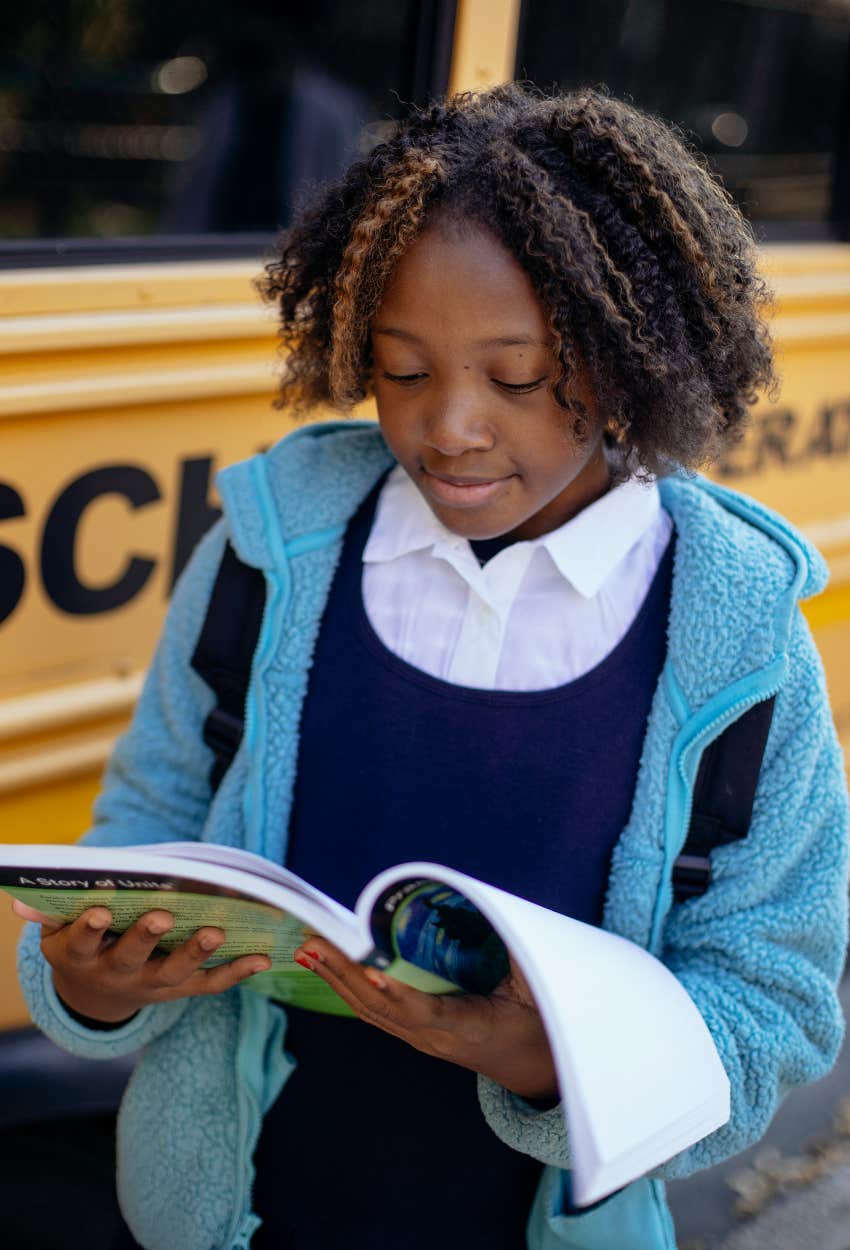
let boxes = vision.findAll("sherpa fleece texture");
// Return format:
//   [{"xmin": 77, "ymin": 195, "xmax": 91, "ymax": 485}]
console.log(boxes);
[{"xmin": 18, "ymin": 422, "xmax": 849, "ymax": 1250}]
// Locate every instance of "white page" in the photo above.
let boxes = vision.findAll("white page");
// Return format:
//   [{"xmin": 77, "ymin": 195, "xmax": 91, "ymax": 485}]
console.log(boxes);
[
  {"xmin": 151, "ymin": 841, "xmax": 353, "ymax": 924},
  {"xmin": 357, "ymin": 862, "xmax": 730, "ymax": 1205}
]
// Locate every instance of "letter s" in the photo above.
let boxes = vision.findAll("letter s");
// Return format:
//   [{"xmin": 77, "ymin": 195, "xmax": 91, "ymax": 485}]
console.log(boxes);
[{"xmin": 0, "ymin": 483, "xmax": 26, "ymax": 625}]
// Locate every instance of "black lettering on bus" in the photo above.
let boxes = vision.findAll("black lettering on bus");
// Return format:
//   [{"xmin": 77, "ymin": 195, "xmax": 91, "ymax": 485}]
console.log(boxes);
[
  {"xmin": 807, "ymin": 400, "xmax": 850, "ymax": 459},
  {"xmin": 41, "ymin": 466, "xmax": 161, "ymax": 615},
  {"xmin": 0, "ymin": 484, "xmax": 26, "ymax": 625},
  {"xmin": 750, "ymin": 409, "xmax": 798, "ymax": 470},
  {"xmin": 170, "ymin": 456, "xmax": 221, "ymax": 590},
  {"xmin": 718, "ymin": 409, "xmax": 799, "ymax": 478}
]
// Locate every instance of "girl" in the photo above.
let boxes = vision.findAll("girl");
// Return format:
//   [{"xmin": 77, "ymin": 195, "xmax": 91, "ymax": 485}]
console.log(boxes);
[{"xmin": 15, "ymin": 84, "xmax": 849, "ymax": 1250}]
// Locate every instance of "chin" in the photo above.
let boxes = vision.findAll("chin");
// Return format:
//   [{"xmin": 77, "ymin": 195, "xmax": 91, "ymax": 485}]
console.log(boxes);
[{"xmin": 432, "ymin": 508, "xmax": 515, "ymax": 541}]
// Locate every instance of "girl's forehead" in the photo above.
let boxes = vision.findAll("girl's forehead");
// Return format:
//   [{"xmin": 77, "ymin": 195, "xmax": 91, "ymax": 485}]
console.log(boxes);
[{"xmin": 375, "ymin": 222, "xmax": 551, "ymax": 345}]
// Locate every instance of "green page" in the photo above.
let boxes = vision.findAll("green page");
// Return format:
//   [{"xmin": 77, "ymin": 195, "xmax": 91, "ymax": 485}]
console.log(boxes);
[
  {"xmin": 7, "ymin": 878, "xmax": 356, "ymax": 1013},
  {"xmin": 6, "ymin": 876, "xmax": 459, "ymax": 1017}
]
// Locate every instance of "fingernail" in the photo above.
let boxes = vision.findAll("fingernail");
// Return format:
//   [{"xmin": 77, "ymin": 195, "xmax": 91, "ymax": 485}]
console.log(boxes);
[
  {"xmin": 304, "ymin": 948, "xmax": 323, "ymax": 963},
  {"xmin": 147, "ymin": 920, "xmax": 171, "ymax": 937},
  {"xmin": 88, "ymin": 915, "xmax": 109, "ymax": 931},
  {"xmin": 249, "ymin": 960, "xmax": 269, "ymax": 975},
  {"xmin": 294, "ymin": 954, "xmax": 314, "ymax": 971},
  {"xmin": 365, "ymin": 970, "xmax": 387, "ymax": 990},
  {"xmin": 200, "ymin": 934, "xmax": 221, "ymax": 951}
]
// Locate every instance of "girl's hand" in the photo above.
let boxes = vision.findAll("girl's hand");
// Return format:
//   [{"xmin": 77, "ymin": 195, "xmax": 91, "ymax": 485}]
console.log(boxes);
[
  {"xmin": 292, "ymin": 937, "xmax": 558, "ymax": 1102},
  {"xmin": 11, "ymin": 898, "xmax": 271, "ymax": 1024}
]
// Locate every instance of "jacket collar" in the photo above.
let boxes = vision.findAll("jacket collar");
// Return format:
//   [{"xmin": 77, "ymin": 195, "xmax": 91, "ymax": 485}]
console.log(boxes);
[
  {"xmin": 217, "ymin": 420, "xmax": 394, "ymax": 571},
  {"xmin": 657, "ymin": 472, "xmax": 826, "ymax": 708}
]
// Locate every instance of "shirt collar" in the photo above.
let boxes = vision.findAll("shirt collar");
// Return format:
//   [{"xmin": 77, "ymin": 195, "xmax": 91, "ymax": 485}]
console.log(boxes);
[
  {"xmin": 363, "ymin": 462, "xmax": 662, "ymax": 598},
  {"xmin": 363, "ymin": 464, "xmax": 459, "ymax": 562},
  {"xmin": 540, "ymin": 474, "xmax": 662, "ymax": 597}
]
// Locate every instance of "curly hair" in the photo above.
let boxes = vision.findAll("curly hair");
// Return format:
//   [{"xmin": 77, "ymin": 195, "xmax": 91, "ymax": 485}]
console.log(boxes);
[{"xmin": 259, "ymin": 83, "xmax": 776, "ymax": 476}]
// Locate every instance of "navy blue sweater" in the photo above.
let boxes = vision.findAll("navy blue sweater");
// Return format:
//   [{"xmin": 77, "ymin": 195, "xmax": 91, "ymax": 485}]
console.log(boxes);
[{"xmin": 252, "ymin": 483, "xmax": 674, "ymax": 1249}]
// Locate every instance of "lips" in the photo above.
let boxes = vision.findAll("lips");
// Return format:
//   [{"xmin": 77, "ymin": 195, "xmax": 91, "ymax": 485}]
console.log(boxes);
[{"xmin": 421, "ymin": 467, "xmax": 513, "ymax": 508}]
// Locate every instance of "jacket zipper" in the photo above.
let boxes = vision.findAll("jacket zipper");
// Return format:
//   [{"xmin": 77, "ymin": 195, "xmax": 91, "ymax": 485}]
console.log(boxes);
[
  {"xmin": 227, "ymin": 568, "xmax": 287, "ymax": 1247},
  {"xmin": 649, "ymin": 657, "xmax": 788, "ymax": 953},
  {"xmin": 242, "ymin": 583, "xmax": 277, "ymax": 856},
  {"xmin": 230, "ymin": 1212, "xmax": 262, "ymax": 1250},
  {"xmin": 676, "ymin": 685, "xmax": 782, "ymax": 842},
  {"xmin": 223, "ymin": 993, "xmax": 276, "ymax": 1249},
  {"xmin": 241, "ymin": 456, "xmax": 293, "ymax": 858},
  {"xmin": 229, "ymin": 459, "xmax": 341, "ymax": 1245}
]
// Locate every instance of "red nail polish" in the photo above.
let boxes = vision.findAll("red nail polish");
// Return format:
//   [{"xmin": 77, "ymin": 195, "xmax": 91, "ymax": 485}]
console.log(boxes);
[
  {"xmin": 294, "ymin": 954, "xmax": 314, "ymax": 971},
  {"xmin": 304, "ymin": 948, "xmax": 322, "ymax": 962}
]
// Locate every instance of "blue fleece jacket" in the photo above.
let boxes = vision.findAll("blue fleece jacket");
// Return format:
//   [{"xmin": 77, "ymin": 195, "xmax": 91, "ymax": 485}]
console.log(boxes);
[{"xmin": 17, "ymin": 422, "xmax": 850, "ymax": 1250}]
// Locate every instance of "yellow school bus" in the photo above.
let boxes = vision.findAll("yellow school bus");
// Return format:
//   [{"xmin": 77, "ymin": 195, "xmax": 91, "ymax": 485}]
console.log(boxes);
[{"xmin": 1, "ymin": 0, "xmax": 849, "ymax": 1025}]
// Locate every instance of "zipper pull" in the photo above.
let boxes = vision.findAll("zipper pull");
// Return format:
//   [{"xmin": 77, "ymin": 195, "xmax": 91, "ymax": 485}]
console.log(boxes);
[{"xmin": 231, "ymin": 1212, "xmax": 262, "ymax": 1249}]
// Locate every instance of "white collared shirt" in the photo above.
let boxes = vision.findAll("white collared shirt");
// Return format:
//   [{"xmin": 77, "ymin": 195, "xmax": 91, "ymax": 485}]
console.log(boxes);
[{"xmin": 362, "ymin": 464, "xmax": 673, "ymax": 691}]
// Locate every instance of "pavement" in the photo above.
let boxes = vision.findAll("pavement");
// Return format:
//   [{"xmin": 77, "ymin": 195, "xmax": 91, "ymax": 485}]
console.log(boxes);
[{"xmin": 667, "ymin": 970, "xmax": 850, "ymax": 1250}]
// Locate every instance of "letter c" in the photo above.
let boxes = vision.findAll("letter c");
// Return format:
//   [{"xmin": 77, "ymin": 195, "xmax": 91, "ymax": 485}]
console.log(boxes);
[{"xmin": 41, "ymin": 466, "xmax": 161, "ymax": 615}]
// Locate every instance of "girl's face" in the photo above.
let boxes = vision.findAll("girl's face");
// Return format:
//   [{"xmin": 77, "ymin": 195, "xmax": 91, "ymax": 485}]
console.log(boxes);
[{"xmin": 370, "ymin": 219, "xmax": 610, "ymax": 541}]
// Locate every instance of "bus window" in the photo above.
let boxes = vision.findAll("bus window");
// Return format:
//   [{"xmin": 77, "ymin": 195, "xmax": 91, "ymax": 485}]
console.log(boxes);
[
  {"xmin": 0, "ymin": 1, "xmax": 456, "ymax": 258},
  {"xmin": 515, "ymin": 0, "xmax": 850, "ymax": 241}
]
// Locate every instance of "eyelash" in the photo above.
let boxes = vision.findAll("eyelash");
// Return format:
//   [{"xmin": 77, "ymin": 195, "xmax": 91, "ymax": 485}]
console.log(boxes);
[{"xmin": 381, "ymin": 371, "xmax": 547, "ymax": 394}]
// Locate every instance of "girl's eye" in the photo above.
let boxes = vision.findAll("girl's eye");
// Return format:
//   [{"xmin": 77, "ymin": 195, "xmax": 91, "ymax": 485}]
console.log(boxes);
[
  {"xmin": 493, "ymin": 376, "xmax": 548, "ymax": 394},
  {"xmin": 380, "ymin": 371, "xmax": 547, "ymax": 393},
  {"xmin": 382, "ymin": 370, "xmax": 427, "ymax": 386}
]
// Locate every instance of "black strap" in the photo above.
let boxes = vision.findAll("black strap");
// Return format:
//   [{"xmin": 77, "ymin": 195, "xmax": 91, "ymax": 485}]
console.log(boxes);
[
  {"xmin": 190, "ymin": 542, "xmax": 266, "ymax": 793},
  {"xmin": 672, "ymin": 695, "xmax": 776, "ymax": 902}
]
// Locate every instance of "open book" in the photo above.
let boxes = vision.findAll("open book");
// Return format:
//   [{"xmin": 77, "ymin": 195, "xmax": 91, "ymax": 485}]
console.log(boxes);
[{"xmin": 0, "ymin": 840, "xmax": 729, "ymax": 1206}]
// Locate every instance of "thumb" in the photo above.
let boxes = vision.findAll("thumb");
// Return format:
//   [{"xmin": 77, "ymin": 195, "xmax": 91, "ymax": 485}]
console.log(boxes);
[
  {"xmin": 10, "ymin": 897, "xmax": 65, "ymax": 932},
  {"xmin": 505, "ymin": 951, "xmax": 537, "ymax": 1006}
]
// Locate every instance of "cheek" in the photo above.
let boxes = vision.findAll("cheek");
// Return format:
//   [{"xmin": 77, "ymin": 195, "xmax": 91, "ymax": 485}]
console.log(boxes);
[
  {"xmin": 374, "ymin": 402, "xmax": 416, "ymax": 461},
  {"xmin": 527, "ymin": 409, "xmax": 585, "ymax": 466},
  {"xmin": 528, "ymin": 419, "xmax": 603, "ymax": 493}
]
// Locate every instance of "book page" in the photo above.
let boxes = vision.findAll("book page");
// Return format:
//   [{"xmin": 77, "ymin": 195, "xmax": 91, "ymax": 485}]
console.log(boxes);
[
  {"xmin": 0, "ymin": 846, "xmax": 366, "ymax": 1015},
  {"xmin": 151, "ymin": 841, "xmax": 353, "ymax": 925},
  {"xmin": 365, "ymin": 878, "xmax": 510, "ymax": 994},
  {"xmin": 357, "ymin": 862, "xmax": 730, "ymax": 1206},
  {"xmin": 4, "ymin": 870, "xmax": 300, "ymax": 963}
]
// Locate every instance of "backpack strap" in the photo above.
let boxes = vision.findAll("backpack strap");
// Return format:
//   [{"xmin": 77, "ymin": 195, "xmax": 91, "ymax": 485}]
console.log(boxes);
[
  {"xmin": 672, "ymin": 696, "xmax": 776, "ymax": 902},
  {"xmin": 190, "ymin": 542, "xmax": 266, "ymax": 793}
]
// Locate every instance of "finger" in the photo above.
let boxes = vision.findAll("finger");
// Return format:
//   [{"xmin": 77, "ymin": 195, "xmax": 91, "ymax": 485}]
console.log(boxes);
[
  {"xmin": 11, "ymin": 898, "xmax": 65, "ymax": 932},
  {"xmin": 182, "ymin": 953, "xmax": 273, "ymax": 997},
  {"xmin": 500, "ymin": 953, "xmax": 539, "ymax": 1008},
  {"xmin": 293, "ymin": 937, "xmax": 373, "ymax": 991},
  {"xmin": 57, "ymin": 907, "xmax": 115, "ymax": 963},
  {"xmin": 99, "ymin": 910, "xmax": 176, "ymax": 974},
  {"xmin": 298, "ymin": 941, "xmax": 494, "ymax": 1069},
  {"xmin": 295, "ymin": 937, "xmax": 437, "ymax": 1010},
  {"xmin": 294, "ymin": 939, "xmax": 424, "ymax": 1034},
  {"xmin": 143, "ymin": 925, "xmax": 230, "ymax": 988}
]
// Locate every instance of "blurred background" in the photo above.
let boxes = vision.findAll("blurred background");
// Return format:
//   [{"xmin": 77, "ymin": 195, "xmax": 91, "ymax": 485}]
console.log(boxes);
[
  {"xmin": 1, "ymin": 0, "xmax": 848, "ymax": 244},
  {"xmin": 0, "ymin": 4, "xmax": 848, "ymax": 1247}
]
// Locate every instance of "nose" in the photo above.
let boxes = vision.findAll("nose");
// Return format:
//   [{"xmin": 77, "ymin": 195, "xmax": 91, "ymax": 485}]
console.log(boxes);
[{"xmin": 423, "ymin": 391, "xmax": 495, "ymax": 457}]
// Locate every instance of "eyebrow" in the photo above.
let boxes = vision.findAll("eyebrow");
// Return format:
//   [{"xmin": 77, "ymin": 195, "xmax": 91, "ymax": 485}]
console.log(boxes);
[{"xmin": 372, "ymin": 326, "xmax": 549, "ymax": 349}]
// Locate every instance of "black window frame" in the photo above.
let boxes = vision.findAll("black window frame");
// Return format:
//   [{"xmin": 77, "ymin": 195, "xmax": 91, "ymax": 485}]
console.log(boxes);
[
  {"xmin": 513, "ymin": 0, "xmax": 850, "ymax": 245},
  {"xmin": 0, "ymin": 0, "xmax": 457, "ymax": 271}
]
